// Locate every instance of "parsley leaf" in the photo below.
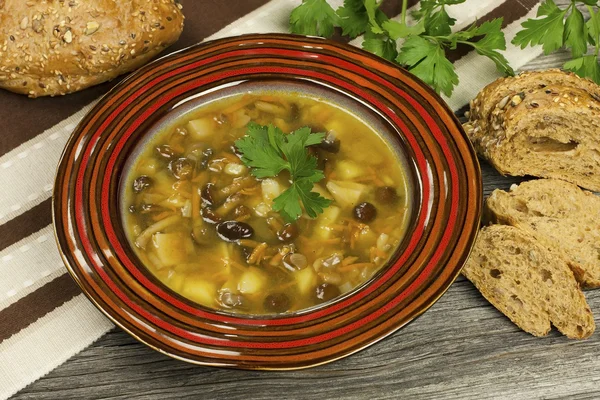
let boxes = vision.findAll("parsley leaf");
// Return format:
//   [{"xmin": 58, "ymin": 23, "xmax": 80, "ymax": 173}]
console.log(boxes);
[
  {"xmin": 512, "ymin": 0, "xmax": 600, "ymax": 84},
  {"xmin": 235, "ymin": 124, "xmax": 331, "ymax": 222},
  {"xmin": 414, "ymin": 0, "xmax": 464, "ymax": 36},
  {"xmin": 363, "ymin": 28, "xmax": 399, "ymax": 61},
  {"xmin": 273, "ymin": 178, "xmax": 331, "ymax": 221},
  {"xmin": 397, "ymin": 36, "xmax": 458, "ymax": 97},
  {"xmin": 564, "ymin": 54, "xmax": 600, "ymax": 82},
  {"xmin": 337, "ymin": 0, "xmax": 370, "ymax": 38},
  {"xmin": 365, "ymin": 0, "xmax": 385, "ymax": 34},
  {"xmin": 290, "ymin": 0, "xmax": 340, "ymax": 37},
  {"xmin": 278, "ymin": 126, "xmax": 325, "ymax": 181},
  {"xmin": 564, "ymin": 6, "xmax": 587, "ymax": 58},
  {"xmin": 413, "ymin": 0, "xmax": 466, "ymax": 20},
  {"xmin": 425, "ymin": 8, "xmax": 455, "ymax": 36},
  {"xmin": 363, "ymin": 2, "xmax": 399, "ymax": 62},
  {"xmin": 587, "ymin": 5, "xmax": 600, "ymax": 46},
  {"xmin": 512, "ymin": 0, "xmax": 567, "ymax": 55},
  {"xmin": 453, "ymin": 19, "xmax": 515, "ymax": 76},
  {"xmin": 235, "ymin": 123, "xmax": 289, "ymax": 179},
  {"xmin": 382, "ymin": 19, "xmax": 425, "ymax": 40},
  {"xmin": 289, "ymin": 0, "xmax": 513, "ymax": 96}
]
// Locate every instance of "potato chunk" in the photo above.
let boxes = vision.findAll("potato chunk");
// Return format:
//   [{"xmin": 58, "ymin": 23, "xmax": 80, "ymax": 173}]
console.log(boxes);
[
  {"xmin": 187, "ymin": 117, "xmax": 215, "ymax": 141},
  {"xmin": 295, "ymin": 267, "xmax": 317, "ymax": 295},
  {"xmin": 326, "ymin": 180, "xmax": 366, "ymax": 207},
  {"xmin": 335, "ymin": 160, "xmax": 365, "ymax": 180},
  {"xmin": 181, "ymin": 279, "xmax": 216, "ymax": 307},
  {"xmin": 261, "ymin": 178, "xmax": 284, "ymax": 204},
  {"xmin": 152, "ymin": 232, "xmax": 194, "ymax": 267},
  {"xmin": 315, "ymin": 205, "xmax": 341, "ymax": 239},
  {"xmin": 238, "ymin": 267, "xmax": 267, "ymax": 294}
]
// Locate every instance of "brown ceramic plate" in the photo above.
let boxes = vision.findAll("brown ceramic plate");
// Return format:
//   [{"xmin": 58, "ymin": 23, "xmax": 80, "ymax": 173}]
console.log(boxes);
[{"xmin": 53, "ymin": 34, "xmax": 482, "ymax": 369}]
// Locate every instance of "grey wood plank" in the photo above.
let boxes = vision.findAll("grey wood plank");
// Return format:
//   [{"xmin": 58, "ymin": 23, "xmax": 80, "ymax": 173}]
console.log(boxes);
[
  {"xmin": 12, "ymin": 2, "xmax": 600, "ymax": 398},
  {"xmin": 12, "ymin": 281, "xmax": 600, "ymax": 400}
]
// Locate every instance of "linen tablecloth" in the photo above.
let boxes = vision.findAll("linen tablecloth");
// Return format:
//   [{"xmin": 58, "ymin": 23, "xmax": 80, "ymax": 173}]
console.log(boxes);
[{"xmin": 0, "ymin": 0, "xmax": 542, "ymax": 398}]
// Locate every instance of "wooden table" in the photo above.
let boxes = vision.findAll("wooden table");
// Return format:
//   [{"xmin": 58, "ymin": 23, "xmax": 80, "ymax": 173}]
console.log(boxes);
[{"xmin": 11, "ymin": 46, "xmax": 600, "ymax": 400}]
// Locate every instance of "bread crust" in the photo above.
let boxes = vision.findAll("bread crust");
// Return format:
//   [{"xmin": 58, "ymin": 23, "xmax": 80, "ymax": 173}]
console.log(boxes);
[
  {"xmin": 0, "ymin": 0, "xmax": 184, "ymax": 97},
  {"xmin": 464, "ymin": 69, "xmax": 600, "ymax": 191},
  {"xmin": 466, "ymin": 69, "xmax": 600, "ymax": 133}
]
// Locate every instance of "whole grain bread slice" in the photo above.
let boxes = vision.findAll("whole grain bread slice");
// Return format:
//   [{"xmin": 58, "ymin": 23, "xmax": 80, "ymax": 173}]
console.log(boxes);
[
  {"xmin": 463, "ymin": 69, "xmax": 600, "ymax": 191},
  {"xmin": 463, "ymin": 225, "xmax": 595, "ymax": 339},
  {"xmin": 485, "ymin": 179, "xmax": 600, "ymax": 288}
]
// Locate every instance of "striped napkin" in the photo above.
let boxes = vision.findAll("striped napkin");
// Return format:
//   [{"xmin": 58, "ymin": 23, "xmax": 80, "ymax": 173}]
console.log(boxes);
[{"xmin": 0, "ymin": 0, "xmax": 541, "ymax": 398}]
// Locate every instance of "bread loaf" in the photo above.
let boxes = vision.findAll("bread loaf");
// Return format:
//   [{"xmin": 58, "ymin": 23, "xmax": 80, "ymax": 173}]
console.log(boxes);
[
  {"xmin": 462, "ymin": 225, "xmax": 595, "ymax": 339},
  {"xmin": 0, "ymin": 0, "xmax": 184, "ymax": 97},
  {"xmin": 463, "ymin": 69, "xmax": 600, "ymax": 192},
  {"xmin": 485, "ymin": 179, "xmax": 600, "ymax": 289}
]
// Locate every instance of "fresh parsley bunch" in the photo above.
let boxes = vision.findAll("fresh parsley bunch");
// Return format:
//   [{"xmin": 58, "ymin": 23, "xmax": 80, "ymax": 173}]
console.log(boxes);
[
  {"xmin": 289, "ymin": 0, "xmax": 514, "ymax": 96},
  {"xmin": 513, "ymin": 0, "xmax": 600, "ymax": 83},
  {"xmin": 235, "ymin": 123, "xmax": 332, "ymax": 222}
]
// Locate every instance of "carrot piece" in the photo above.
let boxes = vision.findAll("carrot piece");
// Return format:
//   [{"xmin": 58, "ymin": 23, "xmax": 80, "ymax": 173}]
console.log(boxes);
[
  {"xmin": 375, "ymin": 248, "xmax": 388, "ymax": 259},
  {"xmin": 277, "ymin": 280, "xmax": 298, "ymax": 290},
  {"xmin": 192, "ymin": 171, "xmax": 209, "ymax": 184},
  {"xmin": 152, "ymin": 211, "xmax": 176, "ymax": 221},
  {"xmin": 342, "ymin": 256, "xmax": 359, "ymax": 266},
  {"xmin": 170, "ymin": 144, "xmax": 185, "ymax": 153},
  {"xmin": 239, "ymin": 239, "xmax": 262, "ymax": 248},
  {"xmin": 216, "ymin": 152, "xmax": 240, "ymax": 163},
  {"xmin": 191, "ymin": 186, "xmax": 200, "ymax": 219},
  {"xmin": 269, "ymin": 252, "xmax": 284, "ymax": 266},
  {"xmin": 248, "ymin": 242, "xmax": 268, "ymax": 265},
  {"xmin": 320, "ymin": 237, "xmax": 342, "ymax": 245},
  {"xmin": 222, "ymin": 95, "xmax": 254, "ymax": 114},
  {"xmin": 351, "ymin": 174, "xmax": 375, "ymax": 183},
  {"xmin": 337, "ymin": 262, "xmax": 375, "ymax": 272},
  {"xmin": 239, "ymin": 185, "xmax": 260, "ymax": 195},
  {"xmin": 235, "ymin": 214, "xmax": 251, "ymax": 222},
  {"xmin": 224, "ymin": 258, "xmax": 248, "ymax": 272}
]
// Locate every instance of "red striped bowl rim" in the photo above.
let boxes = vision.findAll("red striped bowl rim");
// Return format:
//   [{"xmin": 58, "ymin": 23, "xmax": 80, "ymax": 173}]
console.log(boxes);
[{"xmin": 53, "ymin": 34, "xmax": 482, "ymax": 369}]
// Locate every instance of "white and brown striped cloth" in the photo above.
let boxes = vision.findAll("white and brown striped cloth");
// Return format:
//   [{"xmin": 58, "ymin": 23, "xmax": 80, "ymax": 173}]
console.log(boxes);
[{"xmin": 0, "ymin": 0, "xmax": 541, "ymax": 398}]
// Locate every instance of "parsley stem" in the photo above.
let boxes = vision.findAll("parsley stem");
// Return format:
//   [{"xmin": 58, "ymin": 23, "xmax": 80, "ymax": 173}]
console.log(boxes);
[{"xmin": 400, "ymin": 0, "xmax": 408, "ymax": 25}]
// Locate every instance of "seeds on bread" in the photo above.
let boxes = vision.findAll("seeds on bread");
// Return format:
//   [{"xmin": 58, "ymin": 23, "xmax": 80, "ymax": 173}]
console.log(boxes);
[
  {"xmin": 485, "ymin": 179, "xmax": 600, "ymax": 289},
  {"xmin": 463, "ymin": 69, "xmax": 600, "ymax": 192},
  {"xmin": 462, "ymin": 225, "xmax": 595, "ymax": 339},
  {"xmin": 0, "ymin": 0, "xmax": 184, "ymax": 97}
]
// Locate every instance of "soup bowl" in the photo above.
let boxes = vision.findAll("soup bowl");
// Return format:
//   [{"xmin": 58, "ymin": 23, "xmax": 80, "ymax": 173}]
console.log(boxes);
[{"xmin": 53, "ymin": 33, "xmax": 482, "ymax": 369}]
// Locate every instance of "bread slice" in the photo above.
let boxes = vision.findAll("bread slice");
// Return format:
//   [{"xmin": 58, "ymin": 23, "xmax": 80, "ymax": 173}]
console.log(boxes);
[
  {"xmin": 463, "ymin": 225, "xmax": 595, "ymax": 339},
  {"xmin": 463, "ymin": 69, "xmax": 600, "ymax": 192},
  {"xmin": 485, "ymin": 179, "xmax": 600, "ymax": 288}
]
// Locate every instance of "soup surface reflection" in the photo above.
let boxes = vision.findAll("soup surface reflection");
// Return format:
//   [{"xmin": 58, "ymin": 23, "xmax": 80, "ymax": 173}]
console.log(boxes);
[{"xmin": 122, "ymin": 91, "xmax": 410, "ymax": 314}]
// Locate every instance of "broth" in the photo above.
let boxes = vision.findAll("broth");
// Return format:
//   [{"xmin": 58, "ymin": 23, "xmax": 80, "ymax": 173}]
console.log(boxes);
[{"xmin": 122, "ymin": 90, "xmax": 411, "ymax": 314}]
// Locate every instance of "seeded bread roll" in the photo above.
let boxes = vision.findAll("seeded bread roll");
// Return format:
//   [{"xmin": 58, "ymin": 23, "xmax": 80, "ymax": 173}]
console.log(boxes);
[
  {"xmin": 463, "ymin": 225, "xmax": 595, "ymax": 339},
  {"xmin": 0, "ymin": 0, "xmax": 184, "ymax": 97},
  {"xmin": 485, "ymin": 179, "xmax": 600, "ymax": 289},
  {"xmin": 463, "ymin": 69, "xmax": 600, "ymax": 192}
]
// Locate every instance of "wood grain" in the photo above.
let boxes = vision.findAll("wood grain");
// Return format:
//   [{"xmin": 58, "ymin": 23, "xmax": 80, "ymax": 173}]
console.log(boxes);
[{"xmin": 12, "ymin": 1, "xmax": 600, "ymax": 398}]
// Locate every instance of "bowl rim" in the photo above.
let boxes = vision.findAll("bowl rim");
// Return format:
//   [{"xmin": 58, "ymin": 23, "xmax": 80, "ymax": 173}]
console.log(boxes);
[{"xmin": 52, "ymin": 32, "xmax": 482, "ymax": 370}]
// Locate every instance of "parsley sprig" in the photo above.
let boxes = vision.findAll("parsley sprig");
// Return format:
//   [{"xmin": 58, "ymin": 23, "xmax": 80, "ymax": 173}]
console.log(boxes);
[
  {"xmin": 290, "ymin": 0, "xmax": 514, "ymax": 96},
  {"xmin": 235, "ymin": 123, "xmax": 332, "ymax": 222},
  {"xmin": 513, "ymin": 0, "xmax": 600, "ymax": 84}
]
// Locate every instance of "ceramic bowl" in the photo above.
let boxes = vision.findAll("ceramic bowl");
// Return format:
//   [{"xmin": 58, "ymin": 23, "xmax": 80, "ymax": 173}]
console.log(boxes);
[{"xmin": 53, "ymin": 33, "xmax": 481, "ymax": 369}]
